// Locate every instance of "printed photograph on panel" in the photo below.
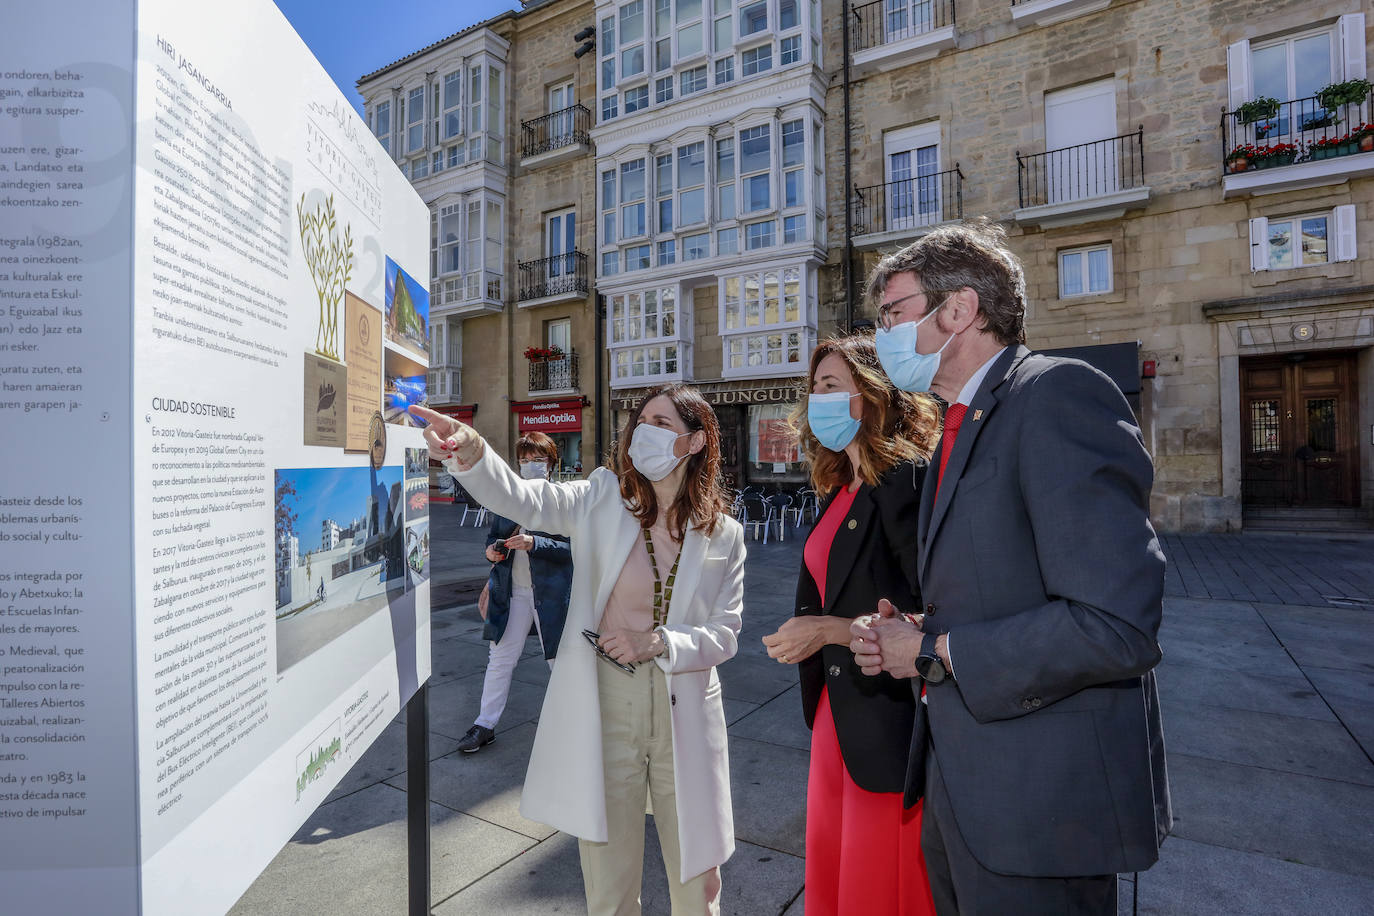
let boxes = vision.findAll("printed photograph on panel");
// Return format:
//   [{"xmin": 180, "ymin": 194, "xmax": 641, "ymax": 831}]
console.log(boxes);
[
  {"xmin": 383, "ymin": 348, "xmax": 427, "ymax": 427},
  {"xmin": 384, "ymin": 256, "xmax": 429, "ymax": 362},
  {"xmin": 405, "ymin": 519, "xmax": 430, "ymax": 590},
  {"xmin": 403, "ymin": 447, "xmax": 430, "ymax": 524},
  {"xmin": 274, "ymin": 465, "xmax": 406, "ymax": 672}
]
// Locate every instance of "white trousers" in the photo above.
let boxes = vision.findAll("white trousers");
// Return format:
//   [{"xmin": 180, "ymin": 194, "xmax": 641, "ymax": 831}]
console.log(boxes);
[
  {"xmin": 475, "ymin": 586, "xmax": 548, "ymax": 730},
  {"xmin": 578, "ymin": 659, "xmax": 721, "ymax": 916}
]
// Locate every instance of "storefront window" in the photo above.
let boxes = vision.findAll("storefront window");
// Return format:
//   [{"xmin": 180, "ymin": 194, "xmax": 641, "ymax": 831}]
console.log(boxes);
[{"xmin": 747, "ymin": 403, "xmax": 804, "ymax": 481}]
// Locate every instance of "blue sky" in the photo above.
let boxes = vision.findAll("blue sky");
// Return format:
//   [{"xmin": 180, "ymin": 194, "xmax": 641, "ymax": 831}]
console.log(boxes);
[
  {"xmin": 279, "ymin": 466, "xmax": 403, "ymax": 552},
  {"xmin": 273, "ymin": 0, "xmax": 518, "ymax": 113}
]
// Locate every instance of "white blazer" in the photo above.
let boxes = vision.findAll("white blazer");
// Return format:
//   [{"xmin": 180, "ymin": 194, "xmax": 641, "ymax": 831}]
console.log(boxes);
[{"xmin": 447, "ymin": 445, "xmax": 746, "ymax": 880}]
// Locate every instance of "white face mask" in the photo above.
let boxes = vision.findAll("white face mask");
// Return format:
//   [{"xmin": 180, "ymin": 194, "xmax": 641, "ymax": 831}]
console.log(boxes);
[
  {"xmin": 519, "ymin": 460, "xmax": 548, "ymax": 480},
  {"xmin": 628, "ymin": 422, "xmax": 692, "ymax": 481}
]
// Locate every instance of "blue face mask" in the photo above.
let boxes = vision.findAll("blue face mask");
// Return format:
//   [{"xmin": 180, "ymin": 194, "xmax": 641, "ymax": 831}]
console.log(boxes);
[
  {"xmin": 807, "ymin": 391, "xmax": 862, "ymax": 451},
  {"xmin": 874, "ymin": 303, "xmax": 951, "ymax": 393}
]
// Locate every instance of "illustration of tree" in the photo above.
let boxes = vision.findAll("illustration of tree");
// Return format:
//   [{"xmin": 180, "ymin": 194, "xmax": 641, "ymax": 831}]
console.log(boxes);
[{"xmin": 297, "ymin": 193, "xmax": 354, "ymax": 361}]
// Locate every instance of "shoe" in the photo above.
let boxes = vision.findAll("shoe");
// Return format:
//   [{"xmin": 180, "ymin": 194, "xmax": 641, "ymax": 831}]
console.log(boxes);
[{"xmin": 457, "ymin": 724, "xmax": 495, "ymax": 754}]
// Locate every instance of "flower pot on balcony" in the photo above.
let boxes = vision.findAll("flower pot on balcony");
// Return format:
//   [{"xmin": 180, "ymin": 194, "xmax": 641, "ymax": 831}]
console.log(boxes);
[
  {"xmin": 1266, "ymin": 150, "xmax": 1298, "ymax": 167},
  {"xmin": 1226, "ymin": 156, "xmax": 1249, "ymax": 173},
  {"xmin": 1361, "ymin": 134, "xmax": 1374, "ymax": 152}
]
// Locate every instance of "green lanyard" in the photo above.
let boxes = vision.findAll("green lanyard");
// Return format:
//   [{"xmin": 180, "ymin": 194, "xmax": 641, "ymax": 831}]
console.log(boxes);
[{"xmin": 642, "ymin": 527, "xmax": 682, "ymax": 628}]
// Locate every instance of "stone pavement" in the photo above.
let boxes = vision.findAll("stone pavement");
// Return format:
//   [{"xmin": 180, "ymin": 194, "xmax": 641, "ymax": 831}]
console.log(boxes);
[{"xmin": 232, "ymin": 506, "xmax": 1374, "ymax": 915}]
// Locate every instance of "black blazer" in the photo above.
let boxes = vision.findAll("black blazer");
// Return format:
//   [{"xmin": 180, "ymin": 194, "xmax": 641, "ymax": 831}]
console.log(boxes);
[
  {"xmin": 914, "ymin": 346, "xmax": 1171, "ymax": 877},
  {"xmin": 795, "ymin": 459, "xmax": 927, "ymax": 794}
]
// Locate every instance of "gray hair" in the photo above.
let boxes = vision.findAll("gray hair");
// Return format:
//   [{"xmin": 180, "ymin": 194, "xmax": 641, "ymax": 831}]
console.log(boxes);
[{"xmin": 863, "ymin": 219, "xmax": 1027, "ymax": 346}]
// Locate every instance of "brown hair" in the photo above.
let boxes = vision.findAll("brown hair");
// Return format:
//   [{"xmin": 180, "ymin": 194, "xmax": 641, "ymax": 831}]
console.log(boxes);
[
  {"xmin": 862, "ymin": 218, "xmax": 1027, "ymax": 346},
  {"xmin": 791, "ymin": 334, "xmax": 942, "ymax": 493},
  {"xmin": 516, "ymin": 431, "xmax": 559, "ymax": 465},
  {"xmin": 615, "ymin": 384, "xmax": 729, "ymax": 538}
]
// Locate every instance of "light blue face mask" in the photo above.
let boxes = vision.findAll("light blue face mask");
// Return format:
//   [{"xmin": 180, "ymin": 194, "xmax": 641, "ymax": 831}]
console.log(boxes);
[
  {"xmin": 874, "ymin": 302, "xmax": 951, "ymax": 393},
  {"xmin": 807, "ymin": 391, "xmax": 862, "ymax": 451}
]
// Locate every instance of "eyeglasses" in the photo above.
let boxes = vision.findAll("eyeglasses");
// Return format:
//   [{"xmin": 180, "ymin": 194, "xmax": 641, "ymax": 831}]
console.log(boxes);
[
  {"xmin": 877, "ymin": 289, "xmax": 942, "ymax": 331},
  {"xmin": 582, "ymin": 629, "xmax": 637, "ymax": 674}
]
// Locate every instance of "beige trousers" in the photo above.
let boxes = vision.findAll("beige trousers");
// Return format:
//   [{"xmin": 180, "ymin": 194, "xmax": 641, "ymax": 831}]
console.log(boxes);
[{"xmin": 578, "ymin": 658, "xmax": 721, "ymax": 916}]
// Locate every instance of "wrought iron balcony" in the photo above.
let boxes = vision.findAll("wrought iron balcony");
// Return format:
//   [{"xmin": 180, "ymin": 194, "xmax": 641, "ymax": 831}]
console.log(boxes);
[
  {"xmin": 850, "ymin": 0, "xmax": 957, "ymax": 54},
  {"xmin": 1016, "ymin": 127, "xmax": 1146, "ymax": 208},
  {"xmin": 529, "ymin": 350, "xmax": 579, "ymax": 394},
  {"xmin": 517, "ymin": 251, "xmax": 589, "ymax": 305},
  {"xmin": 521, "ymin": 104, "xmax": 592, "ymax": 160},
  {"xmin": 851, "ymin": 166, "xmax": 963, "ymax": 247},
  {"xmin": 1222, "ymin": 95, "xmax": 1373, "ymax": 174}
]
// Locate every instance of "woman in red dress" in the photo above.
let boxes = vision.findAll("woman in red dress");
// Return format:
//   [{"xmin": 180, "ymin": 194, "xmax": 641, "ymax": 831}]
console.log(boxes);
[{"xmin": 763, "ymin": 334, "xmax": 941, "ymax": 916}]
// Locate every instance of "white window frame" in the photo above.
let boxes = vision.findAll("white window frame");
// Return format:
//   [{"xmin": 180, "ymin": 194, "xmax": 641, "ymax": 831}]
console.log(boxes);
[
  {"xmin": 373, "ymin": 99, "xmax": 391, "ymax": 155},
  {"xmin": 1057, "ymin": 244, "xmax": 1113, "ymax": 298},
  {"xmin": 442, "ymin": 71, "xmax": 463, "ymax": 141},
  {"xmin": 1249, "ymin": 206, "xmax": 1356, "ymax": 271},
  {"xmin": 1227, "ymin": 14, "xmax": 1365, "ymax": 111},
  {"xmin": 607, "ymin": 286, "xmax": 686, "ymax": 387},
  {"xmin": 719, "ymin": 262, "xmax": 815, "ymax": 379},
  {"xmin": 407, "ymin": 86, "xmax": 426, "ymax": 155}
]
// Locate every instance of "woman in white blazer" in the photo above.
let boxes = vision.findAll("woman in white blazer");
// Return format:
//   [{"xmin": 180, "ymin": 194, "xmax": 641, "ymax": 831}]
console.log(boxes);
[{"xmin": 411, "ymin": 384, "xmax": 745, "ymax": 916}]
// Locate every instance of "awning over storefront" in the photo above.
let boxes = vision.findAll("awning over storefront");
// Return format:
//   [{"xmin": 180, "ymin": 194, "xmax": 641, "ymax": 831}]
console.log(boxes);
[
  {"xmin": 512, "ymin": 396, "xmax": 586, "ymax": 433},
  {"xmin": 1037, "ymin": 342, "xmax": 1141, "ymax": 396},
  {"xmin": 431, "ymin": 403, "xmax": 477, "ymax": 424}
]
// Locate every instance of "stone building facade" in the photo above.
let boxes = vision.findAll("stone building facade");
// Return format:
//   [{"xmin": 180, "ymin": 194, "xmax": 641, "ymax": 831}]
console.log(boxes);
[{"xmin": 360, "ymin": 0, "xmax": 1374, "ymax": 531}]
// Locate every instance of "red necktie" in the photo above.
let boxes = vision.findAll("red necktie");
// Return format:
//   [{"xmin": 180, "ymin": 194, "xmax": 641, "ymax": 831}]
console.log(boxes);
[{"xmin": 936, "ymin": 403, "xmax": 968, "ymax": 494}]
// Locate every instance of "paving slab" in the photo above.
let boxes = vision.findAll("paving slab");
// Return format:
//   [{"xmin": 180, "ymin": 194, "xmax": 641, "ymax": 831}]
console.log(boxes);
[
  {"xmin": 717, "ymin": 652, "xmax": 803, "ymax": 706},
  {"xmin": 387, "ymin": 722, "xmax": 554, "ymax": 841},
  {"xmin": 1158, "ymin": 635, "xmax": 1297, "ymax": 677},
  {"xmin": 728, "ymin": 735, "xmax": 810, "ymax": 858},
  {"xmin": 325, "ymin": 716, "xmax": 462, "ymax": 804},
  {"xmin": 1303, "ymin": 667, "xmax": 1374, "ymax": 761},
  {"xmin": 428, "ymin": 670, "xmax": 547, "ymax": 741},
  {"xmin": 1161, "ymin": 702, "xmax": 1374, "ymax": 785},
  {"xmin": 727, "ymin": 683, "xmax": 813, "ymax": 753},
  {"xmin": 1166, "ymin": 754, "xmax": 1374, "ymax": 878},
  {"xmin": 228, "ymin": 784, "xmax": 534, "ymax": 916},
  {"xmin": 1127, "ymin": 836, "xmax": 1374, "ymax": 916},
  {"xmin": 1155, "ymin": 660, "xmax": 1334, "ymax": 722},
  {"xmin": 432, "ymin": 832, "xmax": 584, "ymax": 916}
]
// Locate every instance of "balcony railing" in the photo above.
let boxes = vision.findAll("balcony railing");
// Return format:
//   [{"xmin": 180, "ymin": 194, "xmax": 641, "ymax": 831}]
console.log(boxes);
[
  {"xmin": 1221, "ymin": 95, "xmax": 1372, "ymax": 175},
  {"xmin": 1016, "ymin": 127, "xmax": 1145, "ymax": 208},
  {"xmin": 850, "ymin": 0, "xmax": 956, "ymax": 54},
  {"xmin": 529, "ymin": 351, "xmax": 579, "ymax": 393},
  {"xmin": 517, "ymin": 251, "xmax": 589, "ymax": 303},
  {"xmin": 852, "ymin": 166, "xmax": 963, "ymax": 237},
  {"xmin": 521, "ymin": 104, "xmax": 592, "ymax": 159}
]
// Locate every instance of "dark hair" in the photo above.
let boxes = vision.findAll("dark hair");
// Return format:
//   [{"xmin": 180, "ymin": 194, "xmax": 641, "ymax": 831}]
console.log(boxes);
[
  {"xmin": 791, "ymin": 334, "xmax": 941, "ymax": 492},
  {"xmin": 863, "ymin": 218, "xmax": 1026, "ymax": 345},
  {"xmin": 516, "ymin": 431, "xmax": 559, "ymax": 465},
  {"xmin": 614, "ymin": 384, "xmax": 729, "ymax": 538}
]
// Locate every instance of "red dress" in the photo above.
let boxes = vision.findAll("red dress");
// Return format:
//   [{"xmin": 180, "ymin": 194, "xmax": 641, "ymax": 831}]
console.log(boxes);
[{"xmin": 803, "ymin": 487, "xmax": 934, "ymax": 916}]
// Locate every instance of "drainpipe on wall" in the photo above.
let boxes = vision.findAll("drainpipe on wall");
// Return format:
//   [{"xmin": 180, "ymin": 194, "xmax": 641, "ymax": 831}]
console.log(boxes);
[
  {"xmin": 841, "ymin": 3, "xmax": 855, "ymax": 331},
  {"xmin": 595, "ymin": 293, "xmax": 606, "ymax": 466}
]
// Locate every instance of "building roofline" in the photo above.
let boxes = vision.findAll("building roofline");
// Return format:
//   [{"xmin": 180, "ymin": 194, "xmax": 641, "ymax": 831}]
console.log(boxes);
[{"xmin": 355, "ymin": 0, "xmax": 568, "ymax": 87}]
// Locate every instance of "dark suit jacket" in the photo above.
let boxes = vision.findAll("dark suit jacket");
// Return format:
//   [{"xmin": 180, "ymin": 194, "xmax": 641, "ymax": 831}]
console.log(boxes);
[
  {"xmin": 485, "ymin": 514, "xmax": 572, "ymax": 659},
  {"xmin": 912, "ymin": 345, "xmax": 1171, "ymax": 877},
  {"xmin": 795, "ymin": 460, "xmax": 927, "ymax": 794}
]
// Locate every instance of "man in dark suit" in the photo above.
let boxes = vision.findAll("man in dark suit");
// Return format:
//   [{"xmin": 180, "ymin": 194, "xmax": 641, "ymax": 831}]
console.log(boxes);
[{"xmin": 851, "ymin": 222, "xmax": 1171, "ymax": 914}]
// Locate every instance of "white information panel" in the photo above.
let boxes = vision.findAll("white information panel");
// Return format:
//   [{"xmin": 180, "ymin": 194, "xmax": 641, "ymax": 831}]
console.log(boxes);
[{"xmin": 0, "ymin": 2, "xmax": 433, "ymax": 913}]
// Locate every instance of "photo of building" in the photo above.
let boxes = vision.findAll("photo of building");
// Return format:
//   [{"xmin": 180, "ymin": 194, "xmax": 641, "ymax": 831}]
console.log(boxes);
[
  {"xmin": 356, "ymin": 0, "xmax": 1374, "ymax": 532},
  {"xmin": 274, "ymin": 465, "xmax": 407, "ymax": 671}
]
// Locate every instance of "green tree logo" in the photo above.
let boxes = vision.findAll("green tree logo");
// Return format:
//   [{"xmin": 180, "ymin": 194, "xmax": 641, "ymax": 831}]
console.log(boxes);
[{"xmin": 297, "ymin": 193, "xmax": 354, "ymax": 361}]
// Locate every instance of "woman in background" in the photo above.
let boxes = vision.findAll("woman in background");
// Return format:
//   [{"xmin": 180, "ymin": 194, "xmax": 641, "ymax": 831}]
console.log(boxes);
[
  {"xmin": 762, "ymin": 335, "xmax": 941, "ymax": 916},
  {"xmin": 457, "ymin": 431, "xmax": 572, "ymax": 754}
]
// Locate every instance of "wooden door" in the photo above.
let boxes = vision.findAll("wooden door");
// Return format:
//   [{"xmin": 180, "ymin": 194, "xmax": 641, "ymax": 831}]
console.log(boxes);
[{"xmin": 1241, "ymin": 352, "xmax": 1359, "ymax": 507}]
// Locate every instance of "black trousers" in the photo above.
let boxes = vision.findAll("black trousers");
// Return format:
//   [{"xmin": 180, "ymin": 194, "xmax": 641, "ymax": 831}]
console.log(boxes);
[{"xmin": 921, "ymin": 744, "xmax": 1117, "ymax": 916}]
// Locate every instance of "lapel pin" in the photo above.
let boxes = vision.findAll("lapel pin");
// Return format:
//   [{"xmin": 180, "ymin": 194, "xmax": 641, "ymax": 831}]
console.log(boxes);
[
  {"xmin": 972, "ymin": 409, "xmax": 983, "ymax": 421},
  {"xmin": 847, "ymin": 519, "xmax": 857, "ymax": 530}
]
